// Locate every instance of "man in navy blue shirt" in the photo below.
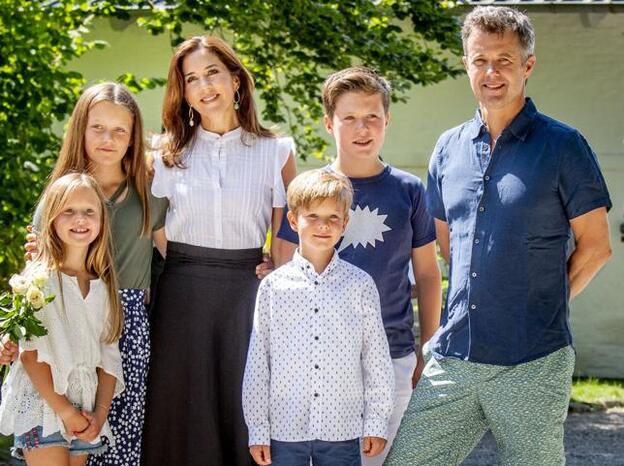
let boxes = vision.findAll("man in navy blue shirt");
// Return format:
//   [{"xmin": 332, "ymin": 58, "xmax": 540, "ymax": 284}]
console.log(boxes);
[
  {"xmin": 275, "ymin": 67, "xmax": 442, "ymax": 466},
  {"xmin": 386, "ymin": 6, "xmax": 612, "ymax": 466}
]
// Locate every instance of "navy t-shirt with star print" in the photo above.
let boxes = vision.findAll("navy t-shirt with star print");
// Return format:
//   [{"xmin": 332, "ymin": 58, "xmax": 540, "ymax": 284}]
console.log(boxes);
[{"xmin": 277, "ymin": 164, "xmax": 436, "ymax": 358}]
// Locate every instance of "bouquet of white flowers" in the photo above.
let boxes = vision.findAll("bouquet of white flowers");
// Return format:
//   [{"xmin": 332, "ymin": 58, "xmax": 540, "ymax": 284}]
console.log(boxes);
[{"xmin": 0, "ymin": 269, "xmax": 54, "ymax": 379}]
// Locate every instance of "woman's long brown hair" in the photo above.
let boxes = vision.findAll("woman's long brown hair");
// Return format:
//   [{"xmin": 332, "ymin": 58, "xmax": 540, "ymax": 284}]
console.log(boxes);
[
  {"xmin": 48, "ymin": 82, "xmax": 151, "ymax": 235},
  {"xmin": 160, "ymin": 35, "xmax": 274, "ymax": 168},
  {"xmin": 38, "ymin": 173, "xmax": 123, "ymax": 343}
]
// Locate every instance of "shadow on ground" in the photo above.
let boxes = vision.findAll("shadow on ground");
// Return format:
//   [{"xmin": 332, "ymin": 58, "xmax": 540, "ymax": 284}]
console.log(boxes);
[{"xmin": 462, "ymin": 409, "xmax": 624, "ymax": 466}]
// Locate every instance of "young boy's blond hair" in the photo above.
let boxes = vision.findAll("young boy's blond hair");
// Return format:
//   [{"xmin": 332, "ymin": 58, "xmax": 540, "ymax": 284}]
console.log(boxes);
[
  {"xmin": 322, "ymin": 67, "xmax": 392, "ymax": 118},
  {"xmin": 287, "ymin": 169, "xmax": 353, "ymax": 216}
]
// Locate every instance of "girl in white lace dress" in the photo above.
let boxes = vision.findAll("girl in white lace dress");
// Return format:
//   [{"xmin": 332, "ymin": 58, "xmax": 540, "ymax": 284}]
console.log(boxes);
[{"xmin": 0, "ymin": 173, "xmax": 125, "ymax": 466}]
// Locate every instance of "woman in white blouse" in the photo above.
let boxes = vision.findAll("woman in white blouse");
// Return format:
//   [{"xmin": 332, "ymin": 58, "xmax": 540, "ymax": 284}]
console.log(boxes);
[{"xmin": 142, "ymin": 36, "xmax": 296, "ymax": 466}]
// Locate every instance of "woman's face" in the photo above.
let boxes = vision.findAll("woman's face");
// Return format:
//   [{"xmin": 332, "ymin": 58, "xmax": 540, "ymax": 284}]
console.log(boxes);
[{"xmin": 182, "ymin": 48, "xmax": 240, "ymax": 124}]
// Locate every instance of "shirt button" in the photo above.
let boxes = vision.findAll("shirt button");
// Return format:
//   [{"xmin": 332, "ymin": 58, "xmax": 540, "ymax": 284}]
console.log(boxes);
[
  {"xmin": 471, "ymin": 272, "xmax": 477, "ymax": 278},
  {"xmin": 470, "ymin": 304, "xmax": 477, "ymax": 310},
  {"xmin": 474, "ymin": 238, "xmax": 480, "ymax": 244},
  {"xmin": 478, "ymin": 206, "xmax": 485, "ymax": 212},
  {"xmin": 314, "ymin": 281, "xmax": 319, "ymax": 285},
  {"xmin": 484, "ymin": 175, "xmax": 490, "ymax": 181}
]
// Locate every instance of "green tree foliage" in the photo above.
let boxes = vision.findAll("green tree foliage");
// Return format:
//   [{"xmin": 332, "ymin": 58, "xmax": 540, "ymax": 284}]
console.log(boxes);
[
  {"xmin": 111, "ymin": 0, "xmax": 464, "ymax": 158},
  {"xmin": 0, "ymin": 0, "xmax": 462, "ymax": 283},
  {"xmin": 0, "ymin": 1, "xmax": 105, "ymax": 283}
]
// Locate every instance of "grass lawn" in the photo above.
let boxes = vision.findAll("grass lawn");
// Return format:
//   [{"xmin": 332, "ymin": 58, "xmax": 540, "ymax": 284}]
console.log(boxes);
[{"xmin": 571, "ymin": 377, "xmax": 624, "ymax": 408}]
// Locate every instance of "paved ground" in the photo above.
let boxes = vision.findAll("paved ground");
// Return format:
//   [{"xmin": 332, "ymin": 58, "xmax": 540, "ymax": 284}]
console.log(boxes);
[
  {"xmin": 463, "ymin": 408, "xmax": 624, "ymax": 466},
  {"xmin": 1, "ymin": 409, "xmax": 622, "ymax": 464}
]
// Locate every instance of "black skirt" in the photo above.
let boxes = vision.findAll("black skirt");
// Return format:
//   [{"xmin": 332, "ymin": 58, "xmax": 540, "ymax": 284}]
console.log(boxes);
[{"xmin": 142, "ymin": 242, "xmax": 261, "ymax": 466}]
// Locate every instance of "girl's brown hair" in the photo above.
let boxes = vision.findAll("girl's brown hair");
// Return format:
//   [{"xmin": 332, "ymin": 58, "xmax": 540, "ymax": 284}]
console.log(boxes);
[
  {"xmin": 38, "ymin": 173, "xmax": 123, "ymax": 343},
  {"xmin": 160, "ymin": 35, "xmax": 274, "ymax": 168},
  {"xmin": 49, "ymin": 82, "xmax": 151, "ymax": 235}
]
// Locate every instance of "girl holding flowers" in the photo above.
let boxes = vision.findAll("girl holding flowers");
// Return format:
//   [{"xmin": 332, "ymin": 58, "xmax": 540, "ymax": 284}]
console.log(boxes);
[
  {"xmin": 5, "ymin": 82, "xmax": 167, "ymax": 465},
  {"xmin": 0, "ymin": 173, "xmax": 125, "ymax": 466}
]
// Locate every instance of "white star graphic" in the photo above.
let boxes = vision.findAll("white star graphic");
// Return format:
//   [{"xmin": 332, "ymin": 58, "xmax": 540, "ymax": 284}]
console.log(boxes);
[{"xmin": 338, "ymin": 205, "xmax": 392, "ymax": 252}]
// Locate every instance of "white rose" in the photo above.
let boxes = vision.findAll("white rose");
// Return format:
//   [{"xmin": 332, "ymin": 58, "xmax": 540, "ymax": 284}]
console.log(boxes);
[
  {"xmin": 31, "ymin": 270, "xmax": 49, "ymax": 288},
  {"xmin": 26, "ymin": 286, "xmax": 45, "ymax": 309},
  {"xmin": 9, "ymin": 274, "xmax": 30, "ymax": 295}
]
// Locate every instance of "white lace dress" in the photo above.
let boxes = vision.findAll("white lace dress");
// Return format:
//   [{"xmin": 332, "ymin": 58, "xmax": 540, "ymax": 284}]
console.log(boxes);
[{"xmin": 0, "ymin": 269, "xmax": 124, "ymax": 444}]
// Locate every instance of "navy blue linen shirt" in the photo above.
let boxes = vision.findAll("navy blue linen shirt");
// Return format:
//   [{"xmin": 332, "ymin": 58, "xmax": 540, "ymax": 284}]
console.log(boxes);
[
  {"xmin": 278, "ymin": 165, "xmax": 436, "ymax": 359},
  {"xmin": 427, "ymin": 99, "xmax": 612, "ymax": 365}
]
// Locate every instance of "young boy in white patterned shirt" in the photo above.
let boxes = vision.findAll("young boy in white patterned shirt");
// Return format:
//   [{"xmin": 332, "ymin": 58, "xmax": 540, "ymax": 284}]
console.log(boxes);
[{"xmin": 242, "ymin": 169, "xmax": 394, "ymax": 466}]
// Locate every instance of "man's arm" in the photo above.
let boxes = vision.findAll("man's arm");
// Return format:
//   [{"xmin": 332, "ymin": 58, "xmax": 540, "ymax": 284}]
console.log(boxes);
[
  {"xmin": 411, "ymin": 240, "xmax": 442, "ymax": 387},
  {"xmin": 434, "ymin": 219, "xmax": 450, "ymax": 264},
  {"xmin": 568, "ymin": 207, "xmax": 612, "ymax": 300}
]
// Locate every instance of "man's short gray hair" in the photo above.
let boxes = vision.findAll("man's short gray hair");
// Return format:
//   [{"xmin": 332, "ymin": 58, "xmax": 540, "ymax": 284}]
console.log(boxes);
[{"xmin": 462, "ymin": 6, "xmax": 535, "ymax": 60}]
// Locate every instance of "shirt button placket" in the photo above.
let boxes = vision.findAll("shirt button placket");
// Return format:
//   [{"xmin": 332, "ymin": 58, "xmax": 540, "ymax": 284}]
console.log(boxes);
[{"xmin": 310, "ymin": 284, "xmax": 322, "ymax": 432}]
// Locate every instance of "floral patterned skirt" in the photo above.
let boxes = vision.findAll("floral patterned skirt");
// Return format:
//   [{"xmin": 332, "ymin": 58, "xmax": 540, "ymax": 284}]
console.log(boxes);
[{"xmin": 88, "ymin": 288, "xmax": 149, "ymax": 466}]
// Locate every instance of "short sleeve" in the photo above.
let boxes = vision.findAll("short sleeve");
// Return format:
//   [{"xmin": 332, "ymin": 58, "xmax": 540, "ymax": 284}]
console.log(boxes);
[
  {"xmin": 149, "ymin": 193, "xmax": 169, "ymax": 231},
  {"xmin": 272, "ymin": 137, "xmax": 295, "ymax": 208},
  {"xmin": 276, "ymin": 206, "xmax": 299, "ymax": 244},
  {"xmin": 426, "ymin": 139, "xmax": 447, "ymax": 221},
  {"xmin": 99, "ymin": 341, "xmax": 125, "ymax": 398},
  {"xmin": 411, "ymin": 178, "xmax": 436, "ymax": 248},
  {"xmin": 150, "ymin": 136, "xmax": 170, "ymax": 199},
  {"xmin": 558, "ymin": 131, "xmax": 612, "ymax": 219}
]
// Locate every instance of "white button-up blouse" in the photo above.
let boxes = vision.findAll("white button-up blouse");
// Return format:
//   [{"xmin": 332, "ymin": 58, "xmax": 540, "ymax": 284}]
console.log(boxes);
[{"xmin": 152, "ymin": 126, "xmax": 294, "ymax": 250}]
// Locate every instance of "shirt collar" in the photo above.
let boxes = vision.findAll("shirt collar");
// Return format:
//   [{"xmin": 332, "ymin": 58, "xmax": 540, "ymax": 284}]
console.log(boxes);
[
  {"xmin": 196, "ymin": 125, "xmax": 243, "ymax": 143},
  {"xmin": 470, "ymin": 98, "xmax": 537, "ymax": 142},
  {"xmin": 292, "ymin": 249, "xmax": 341, "ymax": 281}
]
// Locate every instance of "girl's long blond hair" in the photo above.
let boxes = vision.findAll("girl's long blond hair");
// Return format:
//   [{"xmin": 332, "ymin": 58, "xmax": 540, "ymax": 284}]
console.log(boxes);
[
  {"xmin": 49, "ymin": 82, "xmax": 151, "ymax": 235},
  {"xmin": 38, "ymin": 173, "xmax": 123, "ymax": 343},
  {"xmin": 160, "ymin": 35, "xmax": 275, "ymax": 168}
]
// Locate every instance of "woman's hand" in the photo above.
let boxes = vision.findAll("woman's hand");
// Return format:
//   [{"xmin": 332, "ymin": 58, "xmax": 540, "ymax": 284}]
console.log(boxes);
[
  {"xmin": 24, "ymin": 225, "xmax": 39, "ymax": 261},
  {"xmin": 256, "ymin": 255, "xmax": 274, "ymax": 279}
]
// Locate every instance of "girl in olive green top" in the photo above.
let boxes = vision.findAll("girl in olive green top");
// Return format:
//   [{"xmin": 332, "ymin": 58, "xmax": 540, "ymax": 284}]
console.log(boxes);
[{"xmin": 27, "ymin": 83, "xmax": 168, "ymax": 466}]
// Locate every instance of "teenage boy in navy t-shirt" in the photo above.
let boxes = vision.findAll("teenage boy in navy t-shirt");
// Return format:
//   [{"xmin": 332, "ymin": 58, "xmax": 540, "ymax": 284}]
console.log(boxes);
[{"xmin": 275, "ymin": 67, "xmax": 442, "ymax": 466}]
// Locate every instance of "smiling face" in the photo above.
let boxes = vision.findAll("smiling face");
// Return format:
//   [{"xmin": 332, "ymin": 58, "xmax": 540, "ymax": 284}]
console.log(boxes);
[
  {"xmin": 325, "ymin": 91, "xmax": 389, "ymax": 163},
  {"xmin": 52, "ymin": 186, "xmax": 102, "ymax": 253},
  {"xmin": 183, "ymin": 48, "xmax": 240, "ymax": 125},
  {"xmin": 288, "ymin": 197, "xmax": 349, "ymax": 257},
  {"xmin": 84, "ymin": 101, "xmax": 133, "ymax": 171},
  {"xmin": 463, "ymin": 29, "xmax": 536, "ymax": 116}
]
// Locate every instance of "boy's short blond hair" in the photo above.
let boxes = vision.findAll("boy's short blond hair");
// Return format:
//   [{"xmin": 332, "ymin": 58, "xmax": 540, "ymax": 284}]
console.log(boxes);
[
  {"xmin": 322, "ymin": 67, "xmax": 391, "ymax": 118},
  {"xmin": 287, "ymin": 169, "xmax": 353, "ymax": 216}
]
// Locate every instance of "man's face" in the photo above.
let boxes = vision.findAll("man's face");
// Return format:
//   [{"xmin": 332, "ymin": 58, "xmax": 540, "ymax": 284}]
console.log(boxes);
[
  {"xmin": 324, "ymin": 91, "xmax": 389, "ymax": 163},
  {"xmin": 463, "ymin": 29, "xmax": 536, "ymax": 113}
]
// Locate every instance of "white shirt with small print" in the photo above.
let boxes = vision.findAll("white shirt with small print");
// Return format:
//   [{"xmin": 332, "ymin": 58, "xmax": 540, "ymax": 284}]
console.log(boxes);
[{"xmin": 242, "ymin": 250, "xmax": 394, "ymax": 446}]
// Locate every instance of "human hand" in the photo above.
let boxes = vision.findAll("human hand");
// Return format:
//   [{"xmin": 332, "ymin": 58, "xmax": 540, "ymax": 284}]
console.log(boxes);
[
  {"xmin": 0, "ymin": 335, "xmax": 19, "ymax": 365},
  {"xmin": 249, "ymin": 444, "xmax": 272, "ymax": 465},
  {"xmin": 74, "ymin": 410, "xmax": 105, "ymax": 442},
  {"xmin": 255, "ymin": 255, "xmax": 274, "ymax": 279},
  {"xmin": 412, "ymin": 350, "xmax": 425, "ymax": 388},
  {"xmin": 60, "ymin": 408, "xmax": 90, "ymax": 436},
  {"xmin": 362, "ymin": 436, "xmax": 386, "ymax": 457},
  {"xmin": 24, "ymin": 225, "xmax": 39, "ymax": 261}
]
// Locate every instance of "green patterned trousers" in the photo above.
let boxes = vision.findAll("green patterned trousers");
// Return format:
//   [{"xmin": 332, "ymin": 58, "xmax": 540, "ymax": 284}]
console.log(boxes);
[{"xmin": 385, "ymin": 344, "xmax": 575, "ymax": 466}]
